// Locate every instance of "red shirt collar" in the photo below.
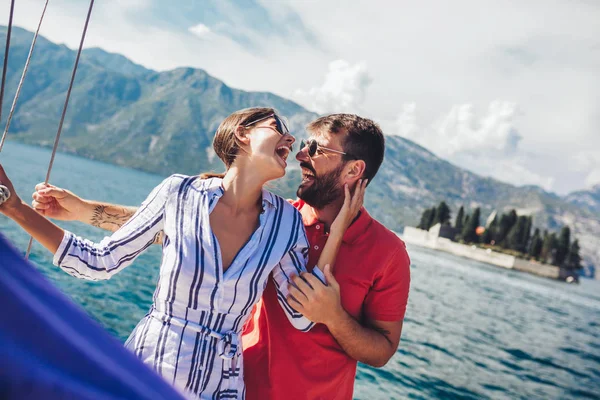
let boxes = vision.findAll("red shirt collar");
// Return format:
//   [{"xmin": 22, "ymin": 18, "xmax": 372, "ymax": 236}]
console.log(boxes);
[{"xmin": 295, "ymin": 199, "xmax": 372, "ymax": 244}]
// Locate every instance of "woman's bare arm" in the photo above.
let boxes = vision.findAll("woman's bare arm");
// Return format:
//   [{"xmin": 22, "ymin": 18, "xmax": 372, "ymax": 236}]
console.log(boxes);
[
  {"xmin": 313, "ymin": 180, "xmax": 367, "ymax": 272},
  {"xmin": 0, "ymin": 165, "xmax": 65, "ymax": 254},
  {"xmin": 31, "ymin": 183, "xmax": 163, "ymax": 244}
]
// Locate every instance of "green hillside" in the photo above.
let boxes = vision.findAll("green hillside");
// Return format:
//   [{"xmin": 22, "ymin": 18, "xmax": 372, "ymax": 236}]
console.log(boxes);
[{"xmin": 1, "ymin": 26, "xmax": 598, "ymax": 272}]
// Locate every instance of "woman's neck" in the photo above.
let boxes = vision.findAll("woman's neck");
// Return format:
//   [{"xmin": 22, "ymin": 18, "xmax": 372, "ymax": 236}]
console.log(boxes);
[{"xmin": 220, "ymin": 165, "xmax": 265, "ymax": 214}]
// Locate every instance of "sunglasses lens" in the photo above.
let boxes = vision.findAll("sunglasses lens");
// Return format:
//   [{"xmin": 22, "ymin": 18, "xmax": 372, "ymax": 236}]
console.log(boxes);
[
  {"xmin": 274, "ymin": 115, "xmax": 289, "ymax": 136},
  {"xmin": 309, "ymin": 140, "xmax": 317, "ymax": 157},
  {"xmin": 300, "ymin": 139, "xmax": 317, "ymax": 157}
]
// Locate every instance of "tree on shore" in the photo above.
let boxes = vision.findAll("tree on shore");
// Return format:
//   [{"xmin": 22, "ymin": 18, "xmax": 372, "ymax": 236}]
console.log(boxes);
[
  {"xmin": 435, "ymin": 201, "xmax": 451, "ymax": 226},
  {"xmin": 528, "ymin": 228, "xmax": 543, "ymax": 260},
  {"xmin": 454, "ymin": 206, "xmax": 465, "ymax": 231},
  {"xmin": 417, "ymin": 208, "xmax": 432, "ymax": 230},
  {"xmin": 506, "ymin": 216, "xmax": 524, "ymax": 252},
  {"xmin": 417, "ymin": 206, "xmax": 441, "ymax": 230},
  {"xmin": 523, "ymin": 216, "xmax": 533, "ymax": 250},
  {"xmin": 496, "ymin": 210, "xmax": 517, "ymax": 245},
  {"xmin": 555, "ymin": 226, "xmax": 571, "ymax": 266},
  {"xmin": 564, "ymin": 239, "xmax": 582, "ymax": 270},
  {"xmin": 541, "ymin": 232, "xmax": 558, "ymax": 265},
  {"xmin": 481, "ymin": 215, "xmax": 497, "ymax": 245},
  {"xmin": 506, "ymin": 215, "xmax": 532, "ymax": 253},
  {"xmin": 415, "ymin": 203, "xmax": 580, "ymax": 267},
  {"xmin": 462, "ymin": 208, "xmax": 480, "ymax": 243},
  {"xmin": 427, "ymin": 208, "xmax": 437, "ymax": 230}
]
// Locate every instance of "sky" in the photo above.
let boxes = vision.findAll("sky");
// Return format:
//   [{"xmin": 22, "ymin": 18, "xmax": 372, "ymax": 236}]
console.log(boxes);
[{"xmin": 2, "ymin": 0, "xmax": 599, "ymax": 195}]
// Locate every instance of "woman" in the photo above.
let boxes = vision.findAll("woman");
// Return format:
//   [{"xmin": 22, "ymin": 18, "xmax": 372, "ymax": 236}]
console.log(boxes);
[{"xmin": 0, "ymin": 107, "xmax": 365, "ymax": 399}]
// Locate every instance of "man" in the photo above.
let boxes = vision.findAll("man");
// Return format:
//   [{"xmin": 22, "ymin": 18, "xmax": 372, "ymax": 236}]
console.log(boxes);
[{"xmin": 31, "ymin": 114, "xmax": 411, "ymax": 400}]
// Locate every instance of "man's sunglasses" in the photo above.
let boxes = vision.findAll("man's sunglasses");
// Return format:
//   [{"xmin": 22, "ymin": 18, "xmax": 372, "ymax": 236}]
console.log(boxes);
[
  {"xmin": 300, "ymin": 139, "xmax": 353, "ymax": 158},
  {"xmin": 244, "ymin": 113, "xmax": 290, "ymax": 136}
]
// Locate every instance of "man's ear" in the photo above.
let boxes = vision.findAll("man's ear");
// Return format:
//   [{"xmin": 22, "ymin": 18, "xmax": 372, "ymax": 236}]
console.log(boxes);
[
  {"xmin": 344, "ymin": 160, "xmax": 366, "ymax": 183},
  {"xmin": 235, "ymin": 125, "xmax": 251, "ymax": 146}
]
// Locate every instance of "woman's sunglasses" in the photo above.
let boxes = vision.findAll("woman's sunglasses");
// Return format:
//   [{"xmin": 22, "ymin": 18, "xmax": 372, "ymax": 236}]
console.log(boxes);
[
  {"xmin": 244, "ymin": 113, "xmax": 290, "ymax": 136},
  {"xmin": 300, "ymin": 139, "xmax": 353, "ymax": 158}
]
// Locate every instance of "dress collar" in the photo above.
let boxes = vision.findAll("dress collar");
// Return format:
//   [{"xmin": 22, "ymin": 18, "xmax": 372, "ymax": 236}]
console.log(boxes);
[{"xmin": 203, "ymin": 177, "xmax": 278, "ymax": 210}]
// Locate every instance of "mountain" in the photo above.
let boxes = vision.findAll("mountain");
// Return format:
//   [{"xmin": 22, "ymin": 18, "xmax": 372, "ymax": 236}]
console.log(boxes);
[
  {"xmin": 1, "ymin": 26, "xmax": 599, "ymax": 274},
  {"xmin": 565, "ymin": 184, "xmax": 600, "ymax": 214},
  {"xmin": 81, "ymin": 48, "xmax": 153, "ymax": 78}
]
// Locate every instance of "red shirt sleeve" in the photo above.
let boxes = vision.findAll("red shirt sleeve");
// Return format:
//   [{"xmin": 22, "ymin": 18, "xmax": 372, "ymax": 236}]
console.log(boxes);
[{"xmin": 363, "ymin": 244, "xmax": 411, "ymax": 322}]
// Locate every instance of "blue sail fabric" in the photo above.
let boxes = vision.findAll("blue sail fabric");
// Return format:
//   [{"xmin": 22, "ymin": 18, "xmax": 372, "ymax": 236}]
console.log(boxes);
[{"xmin": 0, "ymin": 234, "xmax": 185, "ymax": 400}]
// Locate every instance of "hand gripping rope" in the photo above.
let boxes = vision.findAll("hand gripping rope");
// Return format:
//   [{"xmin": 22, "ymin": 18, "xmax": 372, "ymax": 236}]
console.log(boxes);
[{"xmin": 0, "ymin": 0, "xmax": 95, "ymax": 259}]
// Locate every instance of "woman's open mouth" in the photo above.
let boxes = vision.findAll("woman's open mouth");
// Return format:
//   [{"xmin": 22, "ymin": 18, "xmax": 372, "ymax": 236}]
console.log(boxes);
[{"xmin": 276, "ymin": 145, "xmax": 291, "ymax": 164}]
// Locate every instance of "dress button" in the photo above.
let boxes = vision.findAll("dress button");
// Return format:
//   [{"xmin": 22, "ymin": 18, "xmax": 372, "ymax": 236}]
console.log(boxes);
[
  {"xmin": 315, "ymin": 225, "xmax": 320, "ymax": 230},
  {"xmin": 314, "ymin": 245, "xmax": 319, "ymax": 250}
]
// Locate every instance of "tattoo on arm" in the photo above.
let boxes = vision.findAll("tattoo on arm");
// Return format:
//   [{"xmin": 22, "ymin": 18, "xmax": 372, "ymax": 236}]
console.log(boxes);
[
  {"xmin": 152, "ymin": 231, "xmax": 164, "ymax": 245},
  {"xmin": 369, "ymin": 324, "xmax": 393, "ymax": 345},
  {"xmin": 90, "ymin": 205, "xmax": 135, "ymax": 231},
  {"xmin": 90, "ymin": 205, "xmax": 165, "ymax": 245}
]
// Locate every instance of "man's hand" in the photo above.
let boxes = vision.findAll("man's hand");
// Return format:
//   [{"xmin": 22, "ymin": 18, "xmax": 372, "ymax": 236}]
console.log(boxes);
[
  {"xmin": 287, "ymin": 264, "xmax": 345, "ymax": 325},
  {"xmin": 31, "ymin": 183, "xmax": 87, "ymax": 220}
]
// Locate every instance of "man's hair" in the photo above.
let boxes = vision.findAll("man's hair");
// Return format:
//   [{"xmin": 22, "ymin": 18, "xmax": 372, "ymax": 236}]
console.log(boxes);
[{"xmin": 307, "ymin": 114, "xmax": 385, "ymax": 183}]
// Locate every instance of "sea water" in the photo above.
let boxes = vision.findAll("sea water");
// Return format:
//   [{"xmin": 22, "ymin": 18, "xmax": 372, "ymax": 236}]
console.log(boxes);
[{"xmin": 1, "ymin": 141, "xmax": 599, "ymax": 399}]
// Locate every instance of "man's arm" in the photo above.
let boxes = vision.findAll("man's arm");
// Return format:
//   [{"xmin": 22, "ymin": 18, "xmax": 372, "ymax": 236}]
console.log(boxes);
[
  {"xmin": 288, "ymin": 265, "xmax": 402, "ymax": 367},
  {"xmin": 32, "ymin": 183, "xmax": 163, "ymax": 244},
  {"xmin": 325, "ymin": 307, "xmax": 402, "ymax": 368}
]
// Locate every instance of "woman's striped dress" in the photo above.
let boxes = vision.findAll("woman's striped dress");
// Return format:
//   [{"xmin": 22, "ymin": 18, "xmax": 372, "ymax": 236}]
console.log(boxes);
[{"xmin": 53, "ymin": 175, "xmax": 314, "ymax": 399}]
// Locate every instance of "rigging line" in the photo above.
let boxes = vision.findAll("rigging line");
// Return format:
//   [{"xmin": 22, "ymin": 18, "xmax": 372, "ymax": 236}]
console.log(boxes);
[
  {"xmin": 25, "ymin": 0, "xmax": 95, "ymax": 259},
  {"xmin": 0, "ymin": 0, "xmax": 50, "ymax": 153},
  {"xmin": 0, "ymin": 0, "xmax": 16, "ymax": 124}
]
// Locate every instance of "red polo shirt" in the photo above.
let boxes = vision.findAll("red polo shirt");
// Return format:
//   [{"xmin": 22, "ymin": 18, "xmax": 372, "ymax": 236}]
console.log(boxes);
[{"xmin": 242, "ymin": 199, "xmax": 411, "ymax": 400}]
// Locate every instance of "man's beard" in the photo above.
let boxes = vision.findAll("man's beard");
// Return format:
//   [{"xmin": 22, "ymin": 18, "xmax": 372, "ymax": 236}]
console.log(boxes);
[{"xmin": 297, "ymin": 163, "xmax": 345, "ymax": 209}]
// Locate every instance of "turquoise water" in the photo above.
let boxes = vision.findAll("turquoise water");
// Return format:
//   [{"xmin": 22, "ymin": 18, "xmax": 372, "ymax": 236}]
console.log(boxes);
[{"xmin": 1, "ymin": 141, "xmax": 599, "ymax": 399}]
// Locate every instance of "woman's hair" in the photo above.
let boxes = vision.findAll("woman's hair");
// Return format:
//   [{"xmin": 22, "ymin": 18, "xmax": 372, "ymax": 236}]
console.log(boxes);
[{"xmin": 201, "ymin": 107, "xmax": 275, "ymax": 179}]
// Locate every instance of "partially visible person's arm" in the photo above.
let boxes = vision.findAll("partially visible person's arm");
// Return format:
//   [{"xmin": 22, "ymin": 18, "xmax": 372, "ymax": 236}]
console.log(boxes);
[
  {"xmin": 1, "ymin": 165, "xmax": 178, "ymax": 281},
  {"xmin": 32, "ymin": 183, "xmax": 163, "ymax": 244},
  {"xmin": 51, "ymin": 175, "xmax": 178, "ymax": 281},
  {"xmin": 329, "ymin": 317, "xmax": 403, "ymax": 367},
  {"xmin": 313, "ymin": 180, "xmax": 366, "ymax": 274},
  {"xmin": 0, "ymin": 165, "xmax": 65, "ymax": 253},
  {"xmin": 288, "ymin": 246, "xmax": 411, "ymax": 367},
  {"xmin": 270, "ymin": 213, "xmax": 315, "ymax": 332}
]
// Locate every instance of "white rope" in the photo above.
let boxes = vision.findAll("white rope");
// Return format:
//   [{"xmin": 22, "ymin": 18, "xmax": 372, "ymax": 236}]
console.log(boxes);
[
  {"xmin": 0, "ymin": 0, "xmax": 49, "ymax": 153},
  {"xmin": 0, "ymin": 0, "xmax": 15, "ymax": 125},
  {"xmin": 0, "ymin": 0, "xmax": 15, "ymax": 211},
  {"xmin": 24, "ymin": 0, "xmax": 95, "ymax": 259}
]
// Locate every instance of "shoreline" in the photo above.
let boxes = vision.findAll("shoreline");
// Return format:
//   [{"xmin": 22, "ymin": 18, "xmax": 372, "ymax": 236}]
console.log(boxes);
[{"xmin": 399, "ymin": 227, "xmax": 578, "ymax": 283}]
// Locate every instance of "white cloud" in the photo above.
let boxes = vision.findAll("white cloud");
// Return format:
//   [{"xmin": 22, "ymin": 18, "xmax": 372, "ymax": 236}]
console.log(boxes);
[
  {"xmin": 392, "ymin": 101, "xmax": 555, "ymax": 190},
  {"xmin": 394, "ymin": 101, "xmax": 522, "ymax": 157},
  {"xmin": 457, "ymin": 152, "xmax": 555, "ymax": 191},
  {"xmin": 572, "ymin": 150, "xmax": 600, "ymax": 172},
  {"xmin": 188, "ymin": 23, "xmax": 212, "ymax": 39},
  {"xmin": 570, "ymin": 151, "xmax": 600, "ymax": 189},
  {"xmin": 395, "ymin": 103, "xmax": 419, "ymax": 139},
  {"xmin": 585, "ymin": 169, "xmax": 600, "ymax": 188},
  {"xmin": 293, "ymin": 60, "xmax": 372, "ymax": 114},
  {"xmin": 2, "ymin": 0, "xmax": 599, "ymax": 194}
]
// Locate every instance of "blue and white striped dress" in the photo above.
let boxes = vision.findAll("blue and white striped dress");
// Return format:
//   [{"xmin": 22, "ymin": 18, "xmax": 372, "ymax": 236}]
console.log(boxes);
[{"xmin": 53, "ymin": 175, "xmax": 314, "ymax": 399}]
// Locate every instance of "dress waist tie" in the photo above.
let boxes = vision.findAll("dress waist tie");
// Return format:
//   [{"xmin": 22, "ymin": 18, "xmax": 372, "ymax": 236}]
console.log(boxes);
[
  {"xmin": 149, "ymin": 310, "xmax": 241, "ymax": 393},
  {"xmin": 209, "ymin": 329, "xmax": 240, "ymax": 390}
]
